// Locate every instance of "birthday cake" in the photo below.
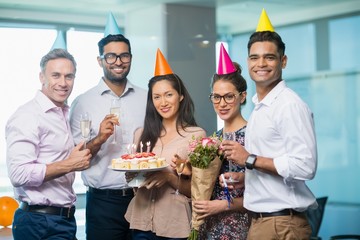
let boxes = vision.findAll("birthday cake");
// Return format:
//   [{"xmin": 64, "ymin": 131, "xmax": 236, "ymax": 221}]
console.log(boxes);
[{"xmin": 111, "ymin": 152, "xmax": 167, "ymax": 170}]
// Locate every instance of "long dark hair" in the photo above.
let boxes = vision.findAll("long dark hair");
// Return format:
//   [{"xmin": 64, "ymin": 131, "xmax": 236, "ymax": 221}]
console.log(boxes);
[{"xmin": 138, "ymin": 74, "xmax": 198, "ymax": 152}]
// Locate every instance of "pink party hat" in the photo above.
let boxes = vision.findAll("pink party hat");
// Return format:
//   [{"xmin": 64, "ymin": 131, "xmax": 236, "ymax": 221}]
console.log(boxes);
[
  {"xmin": 256, "ymin": 8, "xmax": 275, "ymax": 32},
  {"xmin": 217, "ymin": 43, "xmax": 236, "ymax": 74}
]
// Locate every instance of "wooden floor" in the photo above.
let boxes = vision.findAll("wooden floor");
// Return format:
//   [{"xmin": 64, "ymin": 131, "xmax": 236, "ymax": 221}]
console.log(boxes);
[{"xmin": 0, "ymin": 209, "xmax": 86, "ymax": 240}]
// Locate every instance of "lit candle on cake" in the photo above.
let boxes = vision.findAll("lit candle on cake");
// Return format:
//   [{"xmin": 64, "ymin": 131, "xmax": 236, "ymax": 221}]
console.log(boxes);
[
  {"xmin": 132, "ymin": 144, "xmax": 136, "ymax": 154},
  {"xmin": 127, "ymin": 144, "xmax": 131, "ymax": 154},
  {"xmin": 146, "ymin": 141, "xmax": 151, "ymax": 153},
  {"xmin": 140, "ymin": 142, "xmax": 143, "ymax": 153}
]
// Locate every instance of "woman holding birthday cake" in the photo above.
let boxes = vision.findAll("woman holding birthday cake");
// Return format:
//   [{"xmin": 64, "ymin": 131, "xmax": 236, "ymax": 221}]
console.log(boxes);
[{"xmin": 125, "ymin": 49, "xmax": 206, "ymax": 239}]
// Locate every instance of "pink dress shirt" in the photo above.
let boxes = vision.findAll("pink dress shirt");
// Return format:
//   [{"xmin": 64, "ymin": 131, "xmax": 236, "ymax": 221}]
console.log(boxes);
[{"xmin": 6, "ymin": 90, "xmax": 76, "ymax": 207}]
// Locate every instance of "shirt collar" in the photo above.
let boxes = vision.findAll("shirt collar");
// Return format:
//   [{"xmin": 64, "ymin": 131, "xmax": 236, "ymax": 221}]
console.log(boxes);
[
  {"xmin": 35, "ymin": 90, "xmax": 69, "ymax": 113},
  {"xmin": 252, "ymin": 80, "xmax": 286, "ymax": 107},
  {"xmin": 97, "ymin": 78, "xmax": 135, "ymax": 97}
]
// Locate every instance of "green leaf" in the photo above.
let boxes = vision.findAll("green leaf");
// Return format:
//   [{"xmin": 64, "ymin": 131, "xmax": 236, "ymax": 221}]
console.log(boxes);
[{"xmin": 188, "ymin": 229, "xmax": 198, "ymax": 240}]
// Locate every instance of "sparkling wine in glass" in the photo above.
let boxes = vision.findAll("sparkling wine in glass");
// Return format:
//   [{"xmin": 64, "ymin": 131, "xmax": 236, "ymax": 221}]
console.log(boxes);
[
  {"xmin": 110, "ymin": 99, "xmax": 121, "ymax": 144},
  {"xmin": 172, "ymin": 147, "xmax": 188, "ymax": 195},
  {"xmin": 223, "ymin": 132, "xmax": 237, "ymax": 183},
  {"xmin": 80, "ymin": 112, "xmax": 91, "ymax": 149}
]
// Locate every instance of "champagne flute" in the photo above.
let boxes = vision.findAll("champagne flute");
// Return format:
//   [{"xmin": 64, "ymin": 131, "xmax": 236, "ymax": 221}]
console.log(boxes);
[
  {"xmin": 172, "ymin": 147, "xmax": 188, "ymax": 195},
  {"xmin": 110, "ymin": 99, "xmax": 121, "ymax": 144},
  {"xmin": 223, "ymin": 132, "xmax": 236, "ymax": 183},
  {"xmin": 80, "ymin": 112, "xmax": 91, "ymax": 149}
]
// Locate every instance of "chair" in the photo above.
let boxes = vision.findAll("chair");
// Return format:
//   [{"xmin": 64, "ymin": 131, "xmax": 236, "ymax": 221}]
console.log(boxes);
[{"xmin": 305, "ymin": 196, "xmax": 328, "ymax": 240}]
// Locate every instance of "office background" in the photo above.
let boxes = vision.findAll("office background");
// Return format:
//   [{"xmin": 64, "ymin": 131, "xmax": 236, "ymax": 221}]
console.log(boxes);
[{"xmin": 0, "ymin": 0, "xmax": 359, "ymax": 239}]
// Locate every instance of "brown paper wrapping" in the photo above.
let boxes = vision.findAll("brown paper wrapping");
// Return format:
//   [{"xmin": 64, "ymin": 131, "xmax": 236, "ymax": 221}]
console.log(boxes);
[{"xmin": 190, "ymin": 156, "xmax": 222, "ymax": 230}]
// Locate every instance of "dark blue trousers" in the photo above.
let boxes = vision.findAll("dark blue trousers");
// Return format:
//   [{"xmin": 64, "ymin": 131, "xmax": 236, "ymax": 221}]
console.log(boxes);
[
  {"xmin": 132, "ymin": 230, "xmax": 188, "ymax": 240},
  {"xmin": 12, "ymin": 208, "xmax": 77, "ymax": 240},
  {"xmin": 86, "ymin": 189, "xmax": 133, "ymax": 240}
]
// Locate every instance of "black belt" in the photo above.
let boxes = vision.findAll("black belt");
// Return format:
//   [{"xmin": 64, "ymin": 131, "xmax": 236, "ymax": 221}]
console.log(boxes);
[
  {"xmin": 19, "ymin": 202, "xmax": 75, "ymax": 218},
  {"xmin": 88, "ymin": 187, "xmax": 134, "ymax": 197},
  {"xmin": 250, "ymin": 209, "xmax": 303, "ymax": 219}
]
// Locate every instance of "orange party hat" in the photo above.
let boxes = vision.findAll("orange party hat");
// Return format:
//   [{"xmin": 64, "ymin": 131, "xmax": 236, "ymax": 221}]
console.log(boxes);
[
  {"xmin": 256, "ymin": 8, "xmax": 275, "ymax": 32},
  {"xmin": 154, "ymin": 49, "xmax": 174, "ymax": 76},
  {"xmin": 217, "ymin": 43, "xmax": 236, "ymax": 75}
]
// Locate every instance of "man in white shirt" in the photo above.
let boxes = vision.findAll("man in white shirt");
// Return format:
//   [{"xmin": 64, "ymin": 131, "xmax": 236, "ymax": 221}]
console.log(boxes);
[
  {"xmin": 222, "ymin": 30, "xmax": 318, "ymax": 239},
  {"xmin": 69, "ymin": 33, "xmax": 147, "ymax": 240}
]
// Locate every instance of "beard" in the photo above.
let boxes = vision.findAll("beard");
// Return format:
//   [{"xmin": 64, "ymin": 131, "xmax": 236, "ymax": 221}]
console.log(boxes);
[{"xmin": 103, "ymin": 65, "xmax": 131, "ymax": 84}]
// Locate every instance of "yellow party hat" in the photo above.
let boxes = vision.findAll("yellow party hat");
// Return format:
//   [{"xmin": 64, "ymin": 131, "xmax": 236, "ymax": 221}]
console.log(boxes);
[{"xmin": 256, "ymin": 8, "xmax": 275, "ymax": 32}]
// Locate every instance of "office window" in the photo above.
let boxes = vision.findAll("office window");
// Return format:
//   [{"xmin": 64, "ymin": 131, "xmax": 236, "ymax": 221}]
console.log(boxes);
[
  {"xmin": 277, "ymin": 24, "xmax": 316, "ymax": 78},
  {"xmin": 294, "ymin": 71, "xmax": 360, "ymax": 204},
  {"xmin": 0, "ymin": 27, "xmax": 102, "ymax": 196},
  {"xmin": 67, "ymin": 30, "xmax": 103, "ymax": 105},
  {"xmin": 0, "ymin": 27, "xmax": 56, "ymax": 196},
  {"xmin": 329, "ymin": 15, "xmax": 360, "ymax": 70}
]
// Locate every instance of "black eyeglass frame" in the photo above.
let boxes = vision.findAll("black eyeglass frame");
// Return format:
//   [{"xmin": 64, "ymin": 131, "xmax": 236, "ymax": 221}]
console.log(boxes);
[
  {"xmin": 209, "ymin": 92, "xmax": 242, "ymax": 104},
  {"xmin": 100, "ymin": 52, "xmax": 132, "ymax": 64}
]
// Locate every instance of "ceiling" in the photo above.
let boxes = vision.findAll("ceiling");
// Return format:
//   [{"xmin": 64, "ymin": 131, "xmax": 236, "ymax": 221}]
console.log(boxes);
[{"xmin": 0, "ymin": 0, "xmax": 359, "ymax": 35}]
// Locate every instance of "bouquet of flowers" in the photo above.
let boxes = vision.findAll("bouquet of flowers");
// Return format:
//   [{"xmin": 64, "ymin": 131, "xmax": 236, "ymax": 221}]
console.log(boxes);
[{"xmin": 188, "ymin": 133, "xmax": 223, "ymax": 240}]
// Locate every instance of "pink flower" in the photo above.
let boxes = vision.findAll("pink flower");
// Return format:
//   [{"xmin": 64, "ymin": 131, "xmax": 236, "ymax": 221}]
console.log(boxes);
[
  {"xmin": 189, "ymin": 139, "xmax": 199, "ymax": 152},
  {"xmin": 188, "ymin": 133, "xmax": 223, "ymax": 169},
  {"xmin": 201, "ymin": 137, "xmax": 212, "ymax": 147}
]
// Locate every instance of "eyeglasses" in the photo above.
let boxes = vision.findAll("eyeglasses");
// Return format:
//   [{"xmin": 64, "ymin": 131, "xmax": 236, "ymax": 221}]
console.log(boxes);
[
  {"xmin": 209, "ymin": 92, "xmax": 242, "ymax": 104},
  {"xmin": 100, "ymin": 52, "xmax": 132, "ymax": 64}
]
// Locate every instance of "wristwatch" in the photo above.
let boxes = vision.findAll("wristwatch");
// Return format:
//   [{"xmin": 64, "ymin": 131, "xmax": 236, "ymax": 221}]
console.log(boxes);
[{"xmin": 245, "ymin": 154, "xmax": 257, "ymax": 170}]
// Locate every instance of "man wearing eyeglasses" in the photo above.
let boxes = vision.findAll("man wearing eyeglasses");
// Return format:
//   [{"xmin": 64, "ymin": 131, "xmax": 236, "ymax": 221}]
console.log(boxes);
[{"xmin": 69, "ymin": 34, "xmax": 147, "ymax": 240}]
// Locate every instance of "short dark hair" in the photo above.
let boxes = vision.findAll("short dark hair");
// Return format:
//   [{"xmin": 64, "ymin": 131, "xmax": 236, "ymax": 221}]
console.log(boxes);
[
  {"xmin": 98, "ymin": 34, "xmax": 131, "ymax": 55},
  {"xmin": 247, "ymin": 31, "xmax": 286, "ymax": 57},
  {"xmin": 40, "ymin": 48, "xmax": 77, "ymax": 73}
]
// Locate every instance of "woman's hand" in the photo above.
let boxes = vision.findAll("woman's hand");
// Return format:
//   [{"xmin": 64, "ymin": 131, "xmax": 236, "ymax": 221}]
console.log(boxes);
[
  {"xmin": 192, "ymin": 200, "xmax": 227, "ymax": 220},
  {"xmin": 171, "ymin": 154, "xmax": 192, "ymax": 176},
  {"xmin": 125, "ymin": 172, "xmax": 138, "ymax": 183},
  {"xmin": 141, "ymin": 171, "xmax": 170, "ymax": 189},
  {"xmin": 219, "ymin": 172, "xmax": 245, "ymax": 190}
]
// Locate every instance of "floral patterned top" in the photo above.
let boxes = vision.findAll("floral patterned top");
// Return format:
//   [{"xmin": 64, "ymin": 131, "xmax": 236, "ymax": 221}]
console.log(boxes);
[{"xmin": 198, "ymin": 126, "xmax": 250, "ymax": 240}]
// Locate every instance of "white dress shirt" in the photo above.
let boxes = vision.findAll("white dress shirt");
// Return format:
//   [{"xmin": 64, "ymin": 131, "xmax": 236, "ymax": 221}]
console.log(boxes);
[
  {"xmin": 69, "ymin": 79, "xmax": 147, "ymax": 189},
  {"xmin": 244, "ymin": 80, "xmax": 318, "ymax": 212}
]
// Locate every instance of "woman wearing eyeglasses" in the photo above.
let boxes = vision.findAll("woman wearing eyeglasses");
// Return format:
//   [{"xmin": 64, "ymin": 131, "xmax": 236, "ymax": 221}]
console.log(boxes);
[{"xmin": 192, "ymin": 45, "xmax": 250, "ymax": 239}]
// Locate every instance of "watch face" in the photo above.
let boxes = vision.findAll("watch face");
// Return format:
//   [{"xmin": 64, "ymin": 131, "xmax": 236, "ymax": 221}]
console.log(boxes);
[
  {"xmin": 247, "ymin": 155, "xmax": 256, "ymax": 164},
  {"xmin": 246, "ymin": 154, "xmax": 257, "ymax": 169}
]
